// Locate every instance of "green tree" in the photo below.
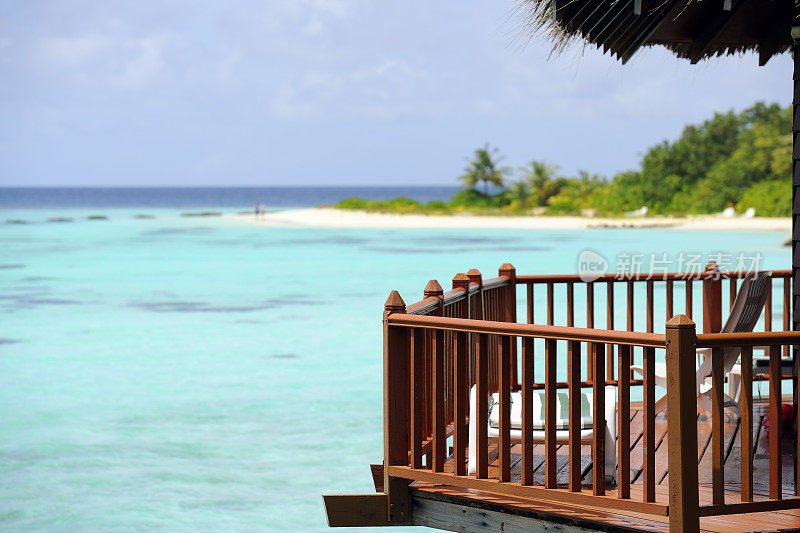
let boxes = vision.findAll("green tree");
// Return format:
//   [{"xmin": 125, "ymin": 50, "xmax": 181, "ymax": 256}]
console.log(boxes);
[
  {"xmin": 507, "ymin": 180, "xmax": 530, "ymax": 211},
  {"xmin": 738, "ymin": 180, "xmax": 790, "ymax": 217},
  {"xmin": 603, "ymin": 102, "xmax": 790, "ymax": 215},
  {"xmin": 459, "ymin": 144, "xmax": 511, "ymax": 195},
  {"xmin": 520, "ymin": 160, "xmax": 561, "ymax": 206},
  {"xmin": 546, "ymin": 170, "xmax": 605, "ymax": 214}
]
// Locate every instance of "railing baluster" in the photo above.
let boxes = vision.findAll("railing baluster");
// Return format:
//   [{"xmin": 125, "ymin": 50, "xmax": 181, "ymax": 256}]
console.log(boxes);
[
  {"xmin": 410, "ymin": 328, "xmax": 424, "ymax": 469},
  {"xmin": 703, "ymin": 263, "xmax": 722, "ymax": 335},
  {"xmin": 666, "ymin": 280, "xmax": 674, "ymax": 320},
  {"xmin": 526, "ymin": 283, "xmax": 534, "ymax": 324},
  {"xmin": 626, "ymin": 281, "xmax": 634, "ymax": 332},
  {"xmin": 646, "ymin": 280, "xmax": 654, "ymax": 333},
  {"xmin": 617, "ymin": 344, "xmax": 631, "ymax": 499},
  {"xmin": 547, "ymin": 282, "xmax": 554, "ymax": 325},
  {"xmin": 741, "ymin": 345, "xmax": 753, "ymax": 502},
  {"xmin": 606, "ymin": 281, "xmax": 615, "ymax": 381},
  {"xmin": 475, "ymin": 332, "xmax": 489, "ymax": 479},
  {"xmin": 587, "ymin": 283, "xmax": 595, "ymax": 381},
  {"xmin": 686, "ymin": 280, "xmax": 693, "ymax": 319},
  {"xmin": 567, "ymin": 281, "xmax": 575, "ymax": 327},
  {"xmin": 545, "ymin": 338, "xmax": 557, "ymax": 488},
  {"xmin": 499, "ymin": 335, "xmax": 512, "ymax": 482},
  {"xmin": 432, "ymin": 326, "xmax": 445, "ymax": 471},
  {"xmin": 592, "ymin": 342, "xmax": 605, "ymax": 496},
  {"xmin": 769, "ymin": 344, "xmax": 782, "ymax": 499},
  {"xmin": 643, "ymin": 346, "xmax": 656, "ymax": 502},
  {"xmin": 568, "ymin": 340, "xmax": 581, "ymax": 492},
  {"xmin": 765, "ymin": 281, "xmax": 773, "ymax": 332},
  {"xmin": 521, "ymin": 337, "xmax": 534, "ymax": 486},
  {"xmin": 453, "ymin": 330, "xmax": 468, "ymax": 475},
  {"xmin": 711, "ymin": 346, "xmax": 724, "ymax": 505},
  {"xmin": 784, "ymin": 278, "xmax": 790, "ymax": 359}
]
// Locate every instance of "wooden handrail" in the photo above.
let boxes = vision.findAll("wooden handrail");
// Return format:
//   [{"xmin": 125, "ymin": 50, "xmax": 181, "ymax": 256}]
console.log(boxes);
[
  {"xmin": 405, "ymin": 296, "xmax": 440, "ymax": 315},
  {"xmin": 387, "ymin": 313, "xmax": 666, "ymax": 347},
  {"xmin": 482, "ymin": 276, "xmax": 510, "ymax": 290},
  {"xmin": 517, "ymin": 269, "xmax": 791, "ymax": 283},
  {"xmin": 696, "ymin": 330, "xmax": 800, "ymax": 347}
]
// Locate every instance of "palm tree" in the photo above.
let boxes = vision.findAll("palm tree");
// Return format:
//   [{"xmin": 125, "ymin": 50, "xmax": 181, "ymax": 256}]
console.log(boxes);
[
  {"xmin": 520, "ymin": 160, "xmax": 560, "ymax": 206},
  {"xmin": 575, "ymin": 170, "xmax": 603, "ymax": 199},
  {"xmin": 509, "ymin": 181, "xmax": 530, "ymax": 210},
  {"xmin": 459, "ymin": 144, "xmax": 511, "ymax": 195}
]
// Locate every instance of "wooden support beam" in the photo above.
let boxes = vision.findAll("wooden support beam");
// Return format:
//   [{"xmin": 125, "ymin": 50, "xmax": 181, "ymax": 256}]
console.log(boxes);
[
  {"xmin": 758, "ymin": 14, "xmax": 792, "ymax": 66},
  {"xmin": 323, "ymin": 494, "xmax": 390, "ymax": 527},
  {"xmin": 620, "ymin": 0, "xmax": 680, "ymax": 64},
  {"xmin": 689, "ymin": 0, "xmax": 744, "ymax": 64},
  {"xmin": 411, "ymin": 490, "xmax": 618, "ymax": 533}
]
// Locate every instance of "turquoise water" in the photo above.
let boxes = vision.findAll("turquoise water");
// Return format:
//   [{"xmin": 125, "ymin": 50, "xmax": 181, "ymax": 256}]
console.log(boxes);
[{"xmin": 0, "ymin": 208, "xmax": 790, "ymax": 531}]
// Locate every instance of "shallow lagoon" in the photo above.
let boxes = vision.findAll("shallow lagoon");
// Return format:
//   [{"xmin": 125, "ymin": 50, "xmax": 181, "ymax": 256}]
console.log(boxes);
[{"xmin": 0, "ymin": 208, "xmax": 790, "ymax": 531}]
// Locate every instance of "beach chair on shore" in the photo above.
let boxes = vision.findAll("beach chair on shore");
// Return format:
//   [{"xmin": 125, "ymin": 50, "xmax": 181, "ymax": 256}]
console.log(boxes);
[
  {"xmin": 631, "ymin": 271, "xmax": 771, "ymax": 416},
  {"xmin": 467, "ymin": 384, "xmax": 618, "ymax": 483}
]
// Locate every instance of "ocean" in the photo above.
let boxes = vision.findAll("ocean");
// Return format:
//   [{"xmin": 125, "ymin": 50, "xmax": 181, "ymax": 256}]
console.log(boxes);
[
  {"xmin": 0, "ymin": 187, "xmax": 790, "ymax": 531},
  {"xmin": 0, "ymin": 187, "xmax": 460, "ymax": 209}
]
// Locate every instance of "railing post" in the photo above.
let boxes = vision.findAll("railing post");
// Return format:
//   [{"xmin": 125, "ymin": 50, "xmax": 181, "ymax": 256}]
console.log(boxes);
[
  {"xmin": 424, "ymin": 280, "xmax": 446, "ymax": 472},
  {"xmin": 467, "ymin": 269, "xmax": 483, "ymax": 387},
  {"xmin": 665, "ymin": 315, "xmax": 699, "ymax": 533},
  {"xmin": 702, "ymin": 261, "xmax": 722, "ymax": 334},
  {"xmin": 452, "ymin": 273, "xmax": 470, "ymax": 316},
  {"xmin": 383, "ymin": 291, "xmax": 410, "ymax": 523},
  {"xmin": 499, "ymin": 263, "xmax": 517, "ymax": 324},
  {"xmin": 467, "ymin": 268, "xmax": 483, "ymax": 320},
  {"xmin": 452, "ymin": 273, "xmax": 470, "ymax": 476},
  {"xmin": 499, "ymin": 263, "xmax": 518, "ymax": 388}
]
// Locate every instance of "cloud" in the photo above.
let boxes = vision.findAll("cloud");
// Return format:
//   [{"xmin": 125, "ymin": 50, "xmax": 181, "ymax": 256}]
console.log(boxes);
[
  {"xmin": 268, "ymin": 58, "xmax": 426, "ymax": 119},
  {"xmin": 114, "ymin": 34, "xmax": 170, "ymax": 89},
  {"xmin": 33, "ymin": 30, "xmax": 174, "ymax": 90},
  {"xmin": 37, "ymin": 33, "xmax": 111, "ymax": 66}
]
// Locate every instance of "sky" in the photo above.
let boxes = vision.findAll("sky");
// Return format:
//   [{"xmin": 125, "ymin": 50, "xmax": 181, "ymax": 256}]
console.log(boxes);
[{"xmin": 0, "ymin": 1, "xmax": 793, "ymax": 187}]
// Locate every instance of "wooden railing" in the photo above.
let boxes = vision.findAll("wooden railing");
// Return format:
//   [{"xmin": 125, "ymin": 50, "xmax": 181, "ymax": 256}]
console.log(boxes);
[
  {"xmin": 381, "ymin": 263, "xmax": 798, "ymax": 532},
  {"xmin": 670, "ymin": 324, "xmax": 800, "ymax": 529},
  {"xmin": 517, "ymin": 267, "xmax": 792, "ymax": 377}
]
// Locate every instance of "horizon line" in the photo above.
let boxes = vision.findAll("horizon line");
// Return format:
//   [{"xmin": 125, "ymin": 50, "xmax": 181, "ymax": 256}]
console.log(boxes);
[{"xmin": 0, "ymin": 184, "xmax": 462, "ymax": 189}]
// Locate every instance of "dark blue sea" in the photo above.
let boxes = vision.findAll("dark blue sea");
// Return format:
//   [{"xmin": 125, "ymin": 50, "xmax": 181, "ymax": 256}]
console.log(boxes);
[{"xmin": 0, "ymin": 186, "xmax": 460, "ymax": 209}]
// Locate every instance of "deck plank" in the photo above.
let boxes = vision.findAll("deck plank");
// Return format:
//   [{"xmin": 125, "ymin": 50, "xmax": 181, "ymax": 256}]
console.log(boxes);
[{"xmin": 438, "ymin": 397, "xmax": 800, "ymax": 531}]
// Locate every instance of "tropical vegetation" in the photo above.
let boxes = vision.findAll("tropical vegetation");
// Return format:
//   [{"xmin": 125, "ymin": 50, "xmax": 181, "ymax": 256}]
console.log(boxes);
[{"xmin": 333, "ymin": 102, "xmax": 791, "ymax": 217}]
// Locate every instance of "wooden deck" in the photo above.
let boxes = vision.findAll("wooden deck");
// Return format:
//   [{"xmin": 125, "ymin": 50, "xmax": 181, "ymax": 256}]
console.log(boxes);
[
  {"xmin": 323, "ymin": 266, "xmax": 800, "ymax": 532},
  {"xmin": 411, "ymin": 398, "xmax": 800, "ymax": 532}
]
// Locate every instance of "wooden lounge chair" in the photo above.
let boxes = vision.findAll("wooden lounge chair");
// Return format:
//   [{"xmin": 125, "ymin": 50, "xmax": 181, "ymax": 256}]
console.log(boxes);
[
  {"xmin": 631, "ymin": 271, "xmax": 772, "ymax": 416},
  {"xmin": 467, "ymin": 384, "xmax": 618, "ymax": 483}
]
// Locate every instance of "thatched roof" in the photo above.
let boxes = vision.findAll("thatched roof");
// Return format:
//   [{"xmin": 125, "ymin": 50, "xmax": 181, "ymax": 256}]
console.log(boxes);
[{"xmin": 519, "ymin": 0, "xmax": 794, "ymax": 65}]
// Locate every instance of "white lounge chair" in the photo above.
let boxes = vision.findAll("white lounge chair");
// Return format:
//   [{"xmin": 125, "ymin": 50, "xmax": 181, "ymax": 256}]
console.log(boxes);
[
  {"xmin": 468, "ymin": 384, "xmax": 618, "ymax": 483},
  {"xmin": 631, "ymin": 272, "xmax": 771, "ymax": 416}
]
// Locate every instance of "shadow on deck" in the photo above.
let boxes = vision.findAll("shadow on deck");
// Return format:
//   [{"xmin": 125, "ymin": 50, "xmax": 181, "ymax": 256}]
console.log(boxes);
[{"xmin": 409, "ymin": 398, "xmax": 799, "ymax": 532}]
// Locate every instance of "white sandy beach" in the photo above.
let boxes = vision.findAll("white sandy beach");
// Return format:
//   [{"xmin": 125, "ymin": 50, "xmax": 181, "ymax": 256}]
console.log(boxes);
[{"xmin": 232, "ymin": 208, "xmax": 791, "ymax": 232}]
